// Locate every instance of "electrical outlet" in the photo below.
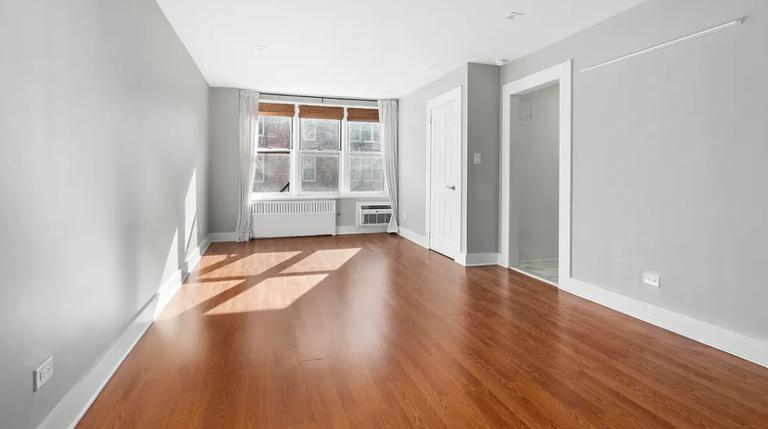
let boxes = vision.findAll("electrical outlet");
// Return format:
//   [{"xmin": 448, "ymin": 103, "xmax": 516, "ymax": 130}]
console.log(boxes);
[
  {"xmin": 642, "ymin": 271, "xmax": 661, "ymax": 288},
  {"xmin": 33, "ymin": 355, "xmax": 54, "ymax": 392}
]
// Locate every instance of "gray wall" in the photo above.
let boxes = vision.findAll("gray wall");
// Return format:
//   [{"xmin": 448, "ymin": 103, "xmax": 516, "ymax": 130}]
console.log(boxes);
[
  {"xmin": 466, "ymin": 63, "xmax": 501, "ymax": 254},
  {"xmin": 511, "ymin": 84, "xmax": 559, "ymax": 261},
  {"xmin": 207, "ymin": 87, "xmax": 389, "ymax": 232},
  {"xmin": 397, "ymin": 65, "xmax": 468, "ymax": 238},
  {"xmin": 0, "ymin": 1, "xmax": 210, "ymax": 427},
  {"xmin": 501, "ymin": 0, "xmax": 768, "ymax": 341},
  {"xmin": 398, "ymin": 63, "xmax": 500, "ymax": 254},
  {"xmin": 208, "ymin": 87, "xmax": 239, "ymax": 233}
]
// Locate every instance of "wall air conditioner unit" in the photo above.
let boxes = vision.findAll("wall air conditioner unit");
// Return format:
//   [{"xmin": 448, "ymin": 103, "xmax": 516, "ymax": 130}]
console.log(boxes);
[{"xmin": 356, "ymin": 202, "xmax": 392, "ymax": 226}]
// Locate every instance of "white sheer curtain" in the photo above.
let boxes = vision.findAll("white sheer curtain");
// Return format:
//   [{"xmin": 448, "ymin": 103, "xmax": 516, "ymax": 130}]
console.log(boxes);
[
  {"xmin": 235, "ymin": 90, "xmax": 259, "ymax": 242},
  {"xmin": 378, "ymin": 99, "xmax": 399, "ymax": 233}
]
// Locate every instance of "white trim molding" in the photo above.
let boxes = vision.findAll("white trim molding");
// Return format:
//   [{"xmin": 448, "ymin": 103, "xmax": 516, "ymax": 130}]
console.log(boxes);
[
  {"xmin": 208, "ymin": 232, "xmax": 238, "ymax": 242},
  {"xmin": 336, "ymin": 225, "xmax": 388, "ymax": 235},
  {"xmin": 561, "ymin": 278, "xmax": 768, "ymax": 368},
  {"xmin": 398, "ymin": 226, "xmax": 429, "ymax": 249},
  {"xmin": 457, "ymin": 252, "xmax": 500, "ymax": 267},
  {"xmin": 38, "ymin": 236, "xmax": 213, "ymax": 429},
  {"xmin": 499, "ymin": 60, "xmax": 572, "ymax": 277}
]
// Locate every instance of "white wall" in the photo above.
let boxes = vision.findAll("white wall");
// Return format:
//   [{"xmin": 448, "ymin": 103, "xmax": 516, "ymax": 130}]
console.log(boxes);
[
  {"xmin": 501, "ymin": 0, "xmax": 768, "ymax": 341},
  {"xmin": 510, "ymin": 84, "xmax": 559, "ymax": 261},
  {"xmin": 0, "ymin": 1, "xmax": 210, "ymax": 427}
]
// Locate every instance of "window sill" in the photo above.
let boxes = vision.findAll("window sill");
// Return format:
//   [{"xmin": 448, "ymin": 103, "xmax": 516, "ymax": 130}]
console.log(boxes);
[{"xmin": 251, "ymin": 193, "xmax": 387, "ymax": 202}]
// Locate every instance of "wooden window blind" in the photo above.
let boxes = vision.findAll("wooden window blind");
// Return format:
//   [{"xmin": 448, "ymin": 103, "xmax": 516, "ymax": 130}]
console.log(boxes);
[
  {"xmin": 259, "ymin": 102, "xmax": 295, "ymax": 117},
  {"xmin": 346, "ymin": 108, "xmax": 379, "ymax": 122},
  {"xmin": 298, "ymin": 105, "xmax": 344, "ymax": 120}
]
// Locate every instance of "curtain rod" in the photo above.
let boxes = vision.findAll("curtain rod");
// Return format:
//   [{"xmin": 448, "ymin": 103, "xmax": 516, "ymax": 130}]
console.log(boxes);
[
  {"xmin": 580, "ymin": 16, "xmax": 747, "ymax": 73},
  {"xmin": 259, "ymin": 92, "xmax": 378, "ymax": 104}
]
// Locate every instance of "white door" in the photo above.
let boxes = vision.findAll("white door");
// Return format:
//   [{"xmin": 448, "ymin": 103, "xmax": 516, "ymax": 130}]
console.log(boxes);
[{"xmin": 427, "ymin": 88, "xmax": 462, "ymax": 259}]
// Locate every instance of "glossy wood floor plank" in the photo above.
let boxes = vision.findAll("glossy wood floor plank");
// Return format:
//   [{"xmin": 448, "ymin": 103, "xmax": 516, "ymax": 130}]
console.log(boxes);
[{"xmin": 78, "ymin": 234, "xmax": 768, "ymax": 428}]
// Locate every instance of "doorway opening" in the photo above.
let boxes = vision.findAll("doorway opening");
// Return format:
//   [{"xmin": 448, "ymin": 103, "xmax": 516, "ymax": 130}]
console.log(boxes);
[
  {"xmin": 499, "ymin": 60, "xmax": 572, "ymax": 288},
  {"xmin": 511, "ymin": 84, "xmax": 559, "ymax": 284}
]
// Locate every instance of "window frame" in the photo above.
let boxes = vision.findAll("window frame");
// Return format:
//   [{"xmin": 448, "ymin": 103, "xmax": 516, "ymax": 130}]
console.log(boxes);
[
  {"xmin": 347, "ymin": 121, "xmax": 385, "ymax": 195},
  {"xmin": 253, "ymin": 115, "xmax": 293, "ymax": 195},
  {"xmin": 252, "ymin": 101, "xmax": 385, "ymax": 200}
]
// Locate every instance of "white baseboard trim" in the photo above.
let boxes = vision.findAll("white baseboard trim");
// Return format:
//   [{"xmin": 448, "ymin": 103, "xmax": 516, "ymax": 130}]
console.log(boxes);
[
  {"xmin": 38, "ymin": 236, "xmax": 212, "ymax": 429},
  {"xmin": 560, "ymin": 277, "xmax": 768, "ymax": 369},
  {"xmin": 335, "ymin": 225, "xmax": 388, "ymax": 235},
  {"xmin": 457, "ymin": 252, "xmax": 501, "ymax": 267},
  {"xmin": 208, "ymin": 232, "xmax": 237, "ymax": 242},
  {"xmin": 398, "ymin": 227, "xmax": 429, "ymax": 249}
]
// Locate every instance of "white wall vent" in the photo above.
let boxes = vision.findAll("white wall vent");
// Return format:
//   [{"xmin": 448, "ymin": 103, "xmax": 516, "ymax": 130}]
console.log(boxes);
[
  {"xmin": 356, "ymin": 202, "xmax": 392, "ymax": 226},
  {"xmin": 251, "ymin": 200, "xmax": 336, "ymax": 238}
]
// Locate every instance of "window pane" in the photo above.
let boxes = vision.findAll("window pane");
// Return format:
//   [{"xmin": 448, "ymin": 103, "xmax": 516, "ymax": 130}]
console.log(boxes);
[
  {"xmin": 253, "ymin": 153, "xmax": 291, "ymax": 193},
  {"xmin": 258, "ymin": 116, "xmax": 292, "ymax": 149},
  {"xmin": 349, "ymin": 121, "xmax": 381, "ymax": 152},
  {"xmin": 301, "ymin": 153, "xmax": 339, "ymax": 192},
  {"xmin": 301, "ymin": 118, "xmax": 340, "ymax": 150},
  {"xmin": 349, "ymin": 155, "xmax": 384, "ymax": 193}
]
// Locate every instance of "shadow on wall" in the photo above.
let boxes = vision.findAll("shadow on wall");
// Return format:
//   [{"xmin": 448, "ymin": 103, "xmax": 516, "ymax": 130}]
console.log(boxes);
[{"xmin": 132, "ymin": 168, "xmax": 205, "ymax": 319}]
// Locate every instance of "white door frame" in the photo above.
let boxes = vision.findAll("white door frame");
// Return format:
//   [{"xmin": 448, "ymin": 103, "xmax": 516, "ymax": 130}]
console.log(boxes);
[
  {"xmin": 499, "ymin": 60, "xmax": 572, "ymax": 285},
  {"xmin": 425, "ymin": 86, "xmax": 464, "ymax": 259}
]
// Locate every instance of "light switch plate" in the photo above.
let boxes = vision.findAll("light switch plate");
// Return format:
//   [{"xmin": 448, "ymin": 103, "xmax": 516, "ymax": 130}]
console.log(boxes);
[
  {"xmin": 642, "ymin": 271, "xmax": 661, "ymax": 288},
  {"xmin": 473, "ymin": 152, "xmax": 481, "ymax": 164},
  {"xmin": 33, "ymin": 355, "xmax": 54, "ymax": 392}
]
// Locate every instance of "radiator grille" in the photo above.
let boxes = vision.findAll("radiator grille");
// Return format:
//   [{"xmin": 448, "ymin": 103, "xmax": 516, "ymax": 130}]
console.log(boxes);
[{"xmin": 251, "ymin": 200, "xmax": 336, "ymax": 215}]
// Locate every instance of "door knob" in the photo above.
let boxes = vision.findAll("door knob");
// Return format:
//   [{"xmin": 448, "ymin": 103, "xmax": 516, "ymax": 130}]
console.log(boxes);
[{"xmin": 446, "ymin": 185, "xmax": 456, "ymax": 190}]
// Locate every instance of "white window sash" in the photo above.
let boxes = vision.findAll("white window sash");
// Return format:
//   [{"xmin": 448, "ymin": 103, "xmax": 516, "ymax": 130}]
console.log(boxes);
[{"xmin": 253, "ymin": 103, "xmax": 386, "ymax": 199}]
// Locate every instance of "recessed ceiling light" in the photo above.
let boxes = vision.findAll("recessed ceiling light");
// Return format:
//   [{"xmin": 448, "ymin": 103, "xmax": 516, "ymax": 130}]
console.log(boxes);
[
  {"xmin": 252, "ymin": 45, "xmax": 267, "ymax": 52},
  {"xmin": 495, "ymin": 58, "xmax": 509, "ymax": 66},
  {"xmin": 506, "ymin": 12, "xmax": 525, "ymax": 20},
  {"xmin": 430, "ymin": 63, "xmax": 441, "ymax": 69}
]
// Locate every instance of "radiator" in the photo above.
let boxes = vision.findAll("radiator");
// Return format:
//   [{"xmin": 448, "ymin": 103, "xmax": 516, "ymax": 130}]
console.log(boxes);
[{"xmin": 251, "ymin": 200, "xmax": 336, "ymax": 238}]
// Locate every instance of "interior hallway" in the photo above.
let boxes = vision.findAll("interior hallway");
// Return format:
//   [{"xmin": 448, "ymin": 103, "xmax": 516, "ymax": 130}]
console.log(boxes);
[{"xmin": 79, "ymin": 234, "xmax": 768, "ymax": 428}]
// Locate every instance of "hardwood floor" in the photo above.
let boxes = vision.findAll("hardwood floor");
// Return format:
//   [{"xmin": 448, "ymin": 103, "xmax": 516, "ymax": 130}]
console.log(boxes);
[{"xmin": 79, "ymin": 234, "xmax": 768, "ymax": 428}]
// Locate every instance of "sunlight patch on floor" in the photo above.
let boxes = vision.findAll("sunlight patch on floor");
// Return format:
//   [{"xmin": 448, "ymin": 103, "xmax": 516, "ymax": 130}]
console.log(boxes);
[
  {"xmin": 157, "ymin": 280, "xmax": 244, "ymax": 319},
  {"xmin": 281, "ymin": 248, "xmax": 361, "ymax": 274},
  {"xmin": 200, "ymin": 250, "xmax": 301, "ymax": 278},
  {"xmin": 204, "ymin": 274, "xmax": 329, "ymax": 313}
]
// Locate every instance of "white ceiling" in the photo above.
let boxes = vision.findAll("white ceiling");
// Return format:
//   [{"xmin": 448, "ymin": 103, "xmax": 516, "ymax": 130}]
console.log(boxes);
[{"xmin": 157, "ymin": 0, "xmax": 645, "ymax": 99}]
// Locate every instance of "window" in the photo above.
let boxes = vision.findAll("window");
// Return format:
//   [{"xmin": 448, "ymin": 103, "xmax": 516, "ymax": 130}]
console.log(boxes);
[
  {"xmin": 253, "ymin": 153, "xmax": 291, "ymax": 193},
  {"xmin": 251, "ymin": 102, "xmax": 383, "ymax": 197},
  {"xmin": 253, "ymin": 103, "xmax": 294, "ymax": 193},
  {"xmin": 301, "ymin": 153, "xmax": 339, "ymax": 192},
  {"xmin": 347, "ymin": 108, "xmax": 383, "ymax": 193},
  {"xmin": 299, "ymin": 105, "xmax": 343, "ymax": 194},
  {"xmin": 258, "ymin": 116, "xmax": 292, "ymax": 149},
  {"xmin": 300, "ymin": 119, "xmax": 340, "ymax": 151}
]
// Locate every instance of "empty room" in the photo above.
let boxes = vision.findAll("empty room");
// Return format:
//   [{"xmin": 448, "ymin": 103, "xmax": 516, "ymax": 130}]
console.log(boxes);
[{"xmin": 3, "ymin": 0, "xmax": 768, "ymax": 428}]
